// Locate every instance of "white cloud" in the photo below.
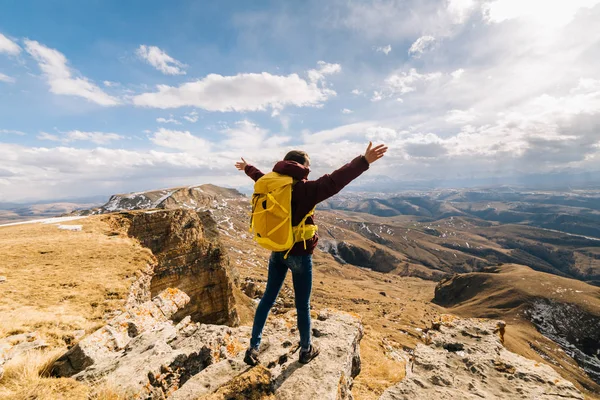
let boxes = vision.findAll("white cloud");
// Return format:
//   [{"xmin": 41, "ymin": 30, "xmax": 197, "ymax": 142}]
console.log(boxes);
[
  {"xmin": 451, "ymin": 69, "xmax": 465, "ymax": 80},
  {"xmin": 342, "ymin": 108, "xmax": 353, "ymax": 114},
  {"xmin": 448, "ymin": 0, "xmax": 477, "ymax": 24},
  {"xmin": 403, "ymin": 133, "xmax": 448, "ymax": 158},
  {"xmin": 156, "ymin": 116, "xmax": 182, "ymax": 125},
  {"xmin": 0, "ymin": 72, "xmax": 15, "ymax": 83},
  {"xmin": 136, "ymin": 45, "xmax": 187, "ymax": 75},
  {"xmin": 371, "ymin": 91, "xmax": 383, "ymax": 102},
  {"xmin": 0, "ymin": 129, "xmax": 25, "ymax": 135},
  {"xmin": 376, "ymin": 68, "xmax": 443, "ymax": 100},
  {"xmin": 445, "ymin": 109, "xmax": 477, "ymax": 124},
  {"xmin": 221, "ymin": 120, "xmax": 263, "ymax": 149},
  {"xmin": 0, "ymin": 142, "xmax": 219, "ymax": 202},
  {"xmin": 150, "ymin": 128, "xmax": 211, "ymax": 151},
  {"xmin": 183, "ymin": 111, "xmax": 199, "ymax": 123},
  {"xmin": 308, "ymin": 61, "xmax": 342, "ymax": 84},
  {"xmin": 3, "ymin": 3, "xmax": 600, "ymax": 202},
  {"xmin": 24, "ymin": 40, "xmax": 119, "ymax": 106},
  {"xmin": 386, "ymin": 69, "xmax": 442, "ymax": 94},
  {"xmin": 67, "ymin": 131, "xmax": 123, "ymax": 144},
  {"xmin": 0, "ymin": 33, "xmax": 20, "ymax": 55},
  {"xmin": 133, "ymin": 68, "xmax": 337, "ymax": 111},
  {"xmin": 302, "ymin": 121, "xmax": 376, "ymax": 144},
  {"xmin": 484, "ymin": 0, "xmax": 600, "ymax": 27},
  {"xmin": 38, "ymin": 130, "xmax": 123, "ymax": 144},
  {"xmin": 279, "ymin": 115, "xmax": 291, "ymax": 130},
  {"xmin": 408, "ymin": 36, "xmax": 436, "ymax": 56},
  {"xmin": 37, "ymin": 132, "xmax": 60, "ymax": 141},
  {"xmin": 375, "ymin": 45, "xmax": 392, "ymax": 55},
  {"xmin": 103, "ymin": 80, "xmax": 120, "ymax": 87}
]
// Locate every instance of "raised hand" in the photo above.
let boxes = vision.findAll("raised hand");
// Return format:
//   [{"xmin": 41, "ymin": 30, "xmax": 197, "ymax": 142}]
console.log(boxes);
[
  {"xmin": 364, "ymin": 141, "xmax": 388, "ymax": 164},
  {"xmin": 235, "ymin": 157, "xmax": 248, "ymax": 171}
]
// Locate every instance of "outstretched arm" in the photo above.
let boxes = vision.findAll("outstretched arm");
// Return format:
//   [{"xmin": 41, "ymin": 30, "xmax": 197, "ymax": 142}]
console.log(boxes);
[
  {"xmin": 235, "ymin": 157, "xmax": 264, "ymax": 182},
  {"xmin": 303, "ymin": 142, "xmax": 388, "ymax": 205}
]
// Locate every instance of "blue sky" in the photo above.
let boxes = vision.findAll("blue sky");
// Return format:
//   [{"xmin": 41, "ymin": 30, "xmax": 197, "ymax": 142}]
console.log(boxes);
[{"xmin": 1, "ymin": 0, "xmax": 600, "ymax": 202}]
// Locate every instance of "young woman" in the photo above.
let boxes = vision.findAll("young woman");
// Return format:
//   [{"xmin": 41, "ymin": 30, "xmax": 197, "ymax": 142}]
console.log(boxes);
[{"xmin": 235, "ymin": 142, "xmax": 387, "ymax": 365}]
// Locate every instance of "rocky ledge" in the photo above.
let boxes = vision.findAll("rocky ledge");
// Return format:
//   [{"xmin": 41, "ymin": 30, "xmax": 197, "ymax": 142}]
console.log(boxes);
[
  {"xmin": 380, "ymin": 316, "xmax": 584, "ymax": 400},
  {"xmin": 53, "ymin": 287, "xmax": 364, "ymax": 399}
]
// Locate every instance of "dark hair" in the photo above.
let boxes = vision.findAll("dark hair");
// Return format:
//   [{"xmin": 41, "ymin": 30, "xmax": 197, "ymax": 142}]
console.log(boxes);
[{"xmin": 284, "ymin": 150, "xmax": 310, "ymax": 166}]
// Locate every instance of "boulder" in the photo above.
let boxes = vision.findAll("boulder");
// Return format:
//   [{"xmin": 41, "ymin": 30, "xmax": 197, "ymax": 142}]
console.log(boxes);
[{"xmin": 379, "ymin": 315, "xmax": 584, "ymax": 400}]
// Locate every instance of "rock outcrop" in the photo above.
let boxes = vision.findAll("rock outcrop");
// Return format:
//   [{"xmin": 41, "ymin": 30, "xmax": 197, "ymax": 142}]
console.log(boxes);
[
  {"xmin": 172, "ymin": 309, "xmax": 363, "ymax": 400},
  {"xmin": 433, "ymin": 265, "xmax": 600, "ymax": 390},
  {"xmin": 55, "ymin": 290, "xmax": 363, "ymax": 400},
  {"xmin": 379, "ymin": 316, "xmax": 584, "ymax": 400},
  {"xmin": 122, "ymin": 209, "xmax": 240, "ymax": 326},
  {"xmin": 53, "ymin": 288, "xmax": 191, "ymax": 377}
]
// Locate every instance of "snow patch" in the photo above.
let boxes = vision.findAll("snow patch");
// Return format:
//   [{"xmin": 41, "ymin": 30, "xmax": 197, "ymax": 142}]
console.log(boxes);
[
  {"xmin": 58, "ymin": 225, "xmax": 82, "ymax": 231},
  {"xmin": 0, "ymin": 216, "xmax": 87, "ymax": 227}
]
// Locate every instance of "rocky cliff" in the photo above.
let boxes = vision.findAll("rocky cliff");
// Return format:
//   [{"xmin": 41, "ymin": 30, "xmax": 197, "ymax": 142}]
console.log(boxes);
[
  {"xmin": 122, "ymin": 209, "xmax": 240, "ymax": 326},
  {"xmin": 52, "ymin": 208, "xmax": 242, "ymax": 379}
]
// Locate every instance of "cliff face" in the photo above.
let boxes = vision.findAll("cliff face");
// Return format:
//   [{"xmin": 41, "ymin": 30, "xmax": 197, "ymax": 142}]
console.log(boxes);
[
  {"xmin": 52, "ymin": 209, "xmax": 242, "ymax": 379},
  {"xmin": 123, "ymin": 209, "xmax": 239, "ymax": 326}
]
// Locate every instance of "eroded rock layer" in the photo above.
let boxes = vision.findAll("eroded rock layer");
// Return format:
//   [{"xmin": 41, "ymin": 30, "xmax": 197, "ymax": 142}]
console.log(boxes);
[{"xmin": 124, "ymin": 209, "xmax": 239, "ymax": 326}]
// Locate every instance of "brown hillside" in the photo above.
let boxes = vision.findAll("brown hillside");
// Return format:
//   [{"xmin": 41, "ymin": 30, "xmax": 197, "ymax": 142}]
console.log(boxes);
[{"xmin": 434, "ymin": 264, "xmax": 600, "ymax": 396}]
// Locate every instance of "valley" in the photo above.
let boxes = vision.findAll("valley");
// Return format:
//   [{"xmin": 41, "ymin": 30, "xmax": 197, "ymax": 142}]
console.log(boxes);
[{"xmin": 1, "ymin": 185, "xmax": 599, "ymax": 399}]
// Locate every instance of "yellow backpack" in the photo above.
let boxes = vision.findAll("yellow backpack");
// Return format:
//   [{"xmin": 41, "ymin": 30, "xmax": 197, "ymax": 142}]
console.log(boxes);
[{"xmin": 250, "ymin": 172, "xmax": 317, "ymax": 257}]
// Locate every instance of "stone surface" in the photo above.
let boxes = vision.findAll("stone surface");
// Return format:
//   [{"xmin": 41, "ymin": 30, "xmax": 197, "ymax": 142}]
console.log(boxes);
[
  {"xmin": 52, "ymin": 288, "xmax": 190, "ymax": 377},
  {"xmin": 54, "ymin": 306, "xmax": 363, "ymax": 400},
  {"xmin": 123, "ymin": 209, "xmax": 240, "ymax": 326},
  {"xmin": 379, "ymin": 315, "xmax": 584, "ymax": 400},
  {"xmin": 172, "ymin": 310, "xmax": 363, "ymax": 400}
]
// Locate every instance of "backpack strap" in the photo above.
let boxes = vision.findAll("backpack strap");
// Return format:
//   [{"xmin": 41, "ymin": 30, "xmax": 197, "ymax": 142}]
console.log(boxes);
[{"xmin": 284, "ymin": 207, "xmax": 318, "ymax": 259}]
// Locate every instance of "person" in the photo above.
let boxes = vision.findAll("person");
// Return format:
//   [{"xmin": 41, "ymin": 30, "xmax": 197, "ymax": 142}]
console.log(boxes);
[{"xmin": 235, "ymin": 142, "xmax": 388, "ymax": 366}]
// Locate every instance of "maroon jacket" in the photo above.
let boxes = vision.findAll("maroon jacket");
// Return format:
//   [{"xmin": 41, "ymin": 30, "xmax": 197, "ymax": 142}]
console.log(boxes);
[{"xmin": 245, "ymin": 155, "xmax": 370, "ymax": 255}]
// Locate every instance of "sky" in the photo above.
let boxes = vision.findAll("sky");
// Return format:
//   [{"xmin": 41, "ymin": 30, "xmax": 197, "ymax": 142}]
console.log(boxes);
[{"xmin": 0, "ymin": 0, "xmax": 599, "ymax": 202}]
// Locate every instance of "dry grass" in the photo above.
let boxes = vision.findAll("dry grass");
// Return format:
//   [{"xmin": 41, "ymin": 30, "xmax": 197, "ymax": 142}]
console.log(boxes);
[
  {"xmin": 0, "ymin": 348, "xmax": 91, "ymax": 399},
  {"xmin": 0, "ymin": 216, "xmax": 152, "ymax": 398},
  {"xmin": 0, "ymin": 216, "xmax": 153, "ymax": 344},
  {"xmin": 0, "ymin": 348, "xmax": 126, "ymax": 399},
  {"xmin": 352, "ymin": 327, "xmax": 405, "ymax": 400}
]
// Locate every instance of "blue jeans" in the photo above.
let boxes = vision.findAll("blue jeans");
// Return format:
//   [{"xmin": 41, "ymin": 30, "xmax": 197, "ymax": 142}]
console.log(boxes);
[{"xmin": 250, "ymin": 252, "xmax": 313, "ymax": 350}]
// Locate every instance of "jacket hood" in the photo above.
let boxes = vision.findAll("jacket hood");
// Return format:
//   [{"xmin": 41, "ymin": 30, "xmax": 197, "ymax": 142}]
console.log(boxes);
[{"xmin": 273, "ymin": 160, "xmax": 309, "ymax": 180}]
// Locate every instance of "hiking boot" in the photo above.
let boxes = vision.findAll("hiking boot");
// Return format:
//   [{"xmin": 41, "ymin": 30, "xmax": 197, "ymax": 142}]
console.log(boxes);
[
  {"xmin": 299, "ymin": 344, "xmax": 320, "ymax": 364},
  {"xmin": 244, "ymin": 347, "xmax": 260, "ymax": 366}
]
